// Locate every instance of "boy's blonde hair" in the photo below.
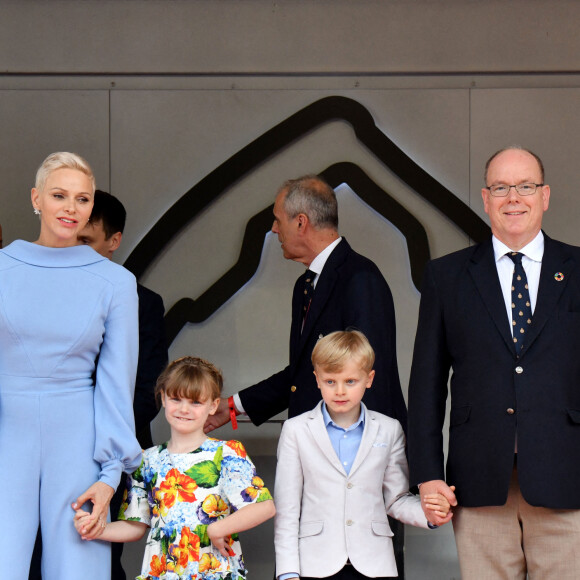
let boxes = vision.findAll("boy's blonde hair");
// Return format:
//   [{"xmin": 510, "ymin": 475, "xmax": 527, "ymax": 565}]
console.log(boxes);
[
  {"xmin": 155, "ymin": 356, "xmax": 223, "ymax": 403},
  {"xmin": 311, "ymin": 330, "xmax": 375, "ymax": 373}
]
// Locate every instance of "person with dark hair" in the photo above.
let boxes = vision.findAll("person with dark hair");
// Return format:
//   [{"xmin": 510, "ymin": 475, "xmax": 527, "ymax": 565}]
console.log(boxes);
[
  {"xmin": 408, "ymin": 147, "xmax": 580, "ymax": 579},
  {"xmin": 78, "ymin": 189, "xmax": 168, "ymax": 448},
  {"xmin": 205, "ymin": 174, "xmax": 408, "ymax": 576}
]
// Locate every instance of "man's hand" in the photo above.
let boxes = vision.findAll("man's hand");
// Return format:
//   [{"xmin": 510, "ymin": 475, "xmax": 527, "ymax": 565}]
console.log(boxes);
[
  {"xmin": 419, "ymin": 479, "xmax": 457, "ymax": 526},
  {"xmin": 204, "ymin": 397, "xmax": 231, "ymax": 433}
]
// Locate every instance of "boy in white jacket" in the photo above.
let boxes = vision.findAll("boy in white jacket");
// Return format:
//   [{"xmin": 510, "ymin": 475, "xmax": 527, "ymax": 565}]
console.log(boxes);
[{"xmin": 274, "ymin": 330, "xmax": 452, "ymax": 579}]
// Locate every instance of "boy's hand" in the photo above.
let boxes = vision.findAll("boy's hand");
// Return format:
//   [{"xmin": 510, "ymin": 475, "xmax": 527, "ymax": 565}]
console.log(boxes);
[
  {"xmin": 419, "ymin": 480, "xmax": 457, "ymax": 526},
  {"xmin": 424, "ymin": 485, "xmax": 456, "ymax": 518}
]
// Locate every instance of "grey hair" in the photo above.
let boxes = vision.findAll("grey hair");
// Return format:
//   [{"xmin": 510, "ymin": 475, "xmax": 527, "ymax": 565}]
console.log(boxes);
[
  {"xmin": 279, "ymin": 174, "xmax": 338, "ymax": 230},
  {"xmin": 35, "ymin": 152, "xmax": 95, "ymax": 193},
  {"xmin": 484, "ymin": 146, "xmax": 545, "ymax": 184}
]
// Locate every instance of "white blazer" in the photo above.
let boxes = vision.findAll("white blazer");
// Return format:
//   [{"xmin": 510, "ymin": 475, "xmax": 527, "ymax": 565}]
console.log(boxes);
[{"xmin": 274, "ymin": 401, "xmax": 428, "ymax": 578}]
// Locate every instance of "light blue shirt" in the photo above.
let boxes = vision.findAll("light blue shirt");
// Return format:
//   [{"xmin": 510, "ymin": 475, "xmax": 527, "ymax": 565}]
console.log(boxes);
[{"xmin": 321, "ymin": 402, "xmax": 365, "ymax": 475}]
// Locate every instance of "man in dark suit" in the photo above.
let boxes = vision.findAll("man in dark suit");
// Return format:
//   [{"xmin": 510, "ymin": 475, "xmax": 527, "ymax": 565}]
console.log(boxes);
[
  {"xmin": 206, "ymin": 174, "xmax": 406, "ymax": 428},
  {"xmin": 78, "ymin": 191, "xmax": 169, "ymax": 449},
  {"xmin": 408, "ymin": 147, "xmax": 580, "ymax": 579},
  {"xmin": 205, "ymin": 175, "xmax": 408, "ymax": 576}
]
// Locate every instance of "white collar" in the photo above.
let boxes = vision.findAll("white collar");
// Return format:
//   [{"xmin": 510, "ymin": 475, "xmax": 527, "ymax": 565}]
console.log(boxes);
[
  {"xmin": 492, "ymin": 230, "xmax": 544, "ymax": 264},
  {"xmin": 308, "ymin": 237, "xmax": 342, "ymax": 276}
]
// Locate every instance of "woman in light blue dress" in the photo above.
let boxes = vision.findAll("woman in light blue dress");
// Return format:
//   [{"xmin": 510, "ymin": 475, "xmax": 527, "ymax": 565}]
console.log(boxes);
[{"xmin": 0, "ymin": 152, "xmax": 142, "ymax": 579}]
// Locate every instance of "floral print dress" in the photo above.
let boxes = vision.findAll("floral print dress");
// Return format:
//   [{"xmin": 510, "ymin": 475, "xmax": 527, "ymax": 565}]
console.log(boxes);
[{"xmin": 119, "ymin": 438, "xmax": 272, "ymax": 580}]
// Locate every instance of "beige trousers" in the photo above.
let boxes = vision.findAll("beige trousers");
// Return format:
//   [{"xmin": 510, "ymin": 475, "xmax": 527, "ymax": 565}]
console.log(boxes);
[{"xmin": 452, "ymin": 465, "xmax": 580, "ymax": 580}]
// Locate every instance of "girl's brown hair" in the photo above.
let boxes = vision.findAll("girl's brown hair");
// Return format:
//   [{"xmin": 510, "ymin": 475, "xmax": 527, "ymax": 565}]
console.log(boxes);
[{"xmin": 155, "ymin": 356, "xmax": 223, "ymax": 403}]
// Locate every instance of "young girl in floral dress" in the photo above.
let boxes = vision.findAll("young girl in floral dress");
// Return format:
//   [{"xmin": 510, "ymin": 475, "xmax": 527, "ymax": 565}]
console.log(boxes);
[{"xmin": 74, "ymin": 356, "xmax": 275, "ymax": 580}]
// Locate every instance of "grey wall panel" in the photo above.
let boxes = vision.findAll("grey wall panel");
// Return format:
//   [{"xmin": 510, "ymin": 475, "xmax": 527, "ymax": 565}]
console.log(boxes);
[{"xmin": 2, "ymin": 1, "xmax": 580, "ymax": 74}]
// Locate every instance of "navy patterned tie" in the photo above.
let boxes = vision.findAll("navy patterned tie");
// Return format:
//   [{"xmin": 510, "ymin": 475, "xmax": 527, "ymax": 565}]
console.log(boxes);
[
  {"xmin": 302, "ymin": 269, "xmax": 315, "ymax": 329},
  {"xmin": 508, "ymin": 252, "xmax": 532, "ymax": 352}
]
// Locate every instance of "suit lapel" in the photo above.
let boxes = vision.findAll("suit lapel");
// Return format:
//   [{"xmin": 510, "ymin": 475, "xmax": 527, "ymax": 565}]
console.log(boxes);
[
  {"xmin": 468, "ymin": 239, "xmax": 517, "ymax": 356},
  {"xmin": 299, "ymin": 239, "xmax": 350, "ymax": 355},
  {"xmin": 307, "ymin": 402, "xmax": 347, "ymax": 476},
  {"xmin": 349, "ymin": 405, "xmax": 379, "ymax": 477},
  {"xmin": 520, "ymin": 234, "xmax": 575, "ymax": 356}
]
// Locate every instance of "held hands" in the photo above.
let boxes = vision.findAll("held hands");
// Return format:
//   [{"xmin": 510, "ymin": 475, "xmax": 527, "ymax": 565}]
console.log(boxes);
[
  {"xmin": 70, "ymin": 481, "xmax": 114, "ymax": 540},
  {"xmin": 203, "ymin": 397, "xmax": 231, "ymax": 433},
  {"xmin": 73, "ymin": 508, "xmax": 105, "ymax": 541},
  {"xmin": 207, "ymin": 522, "xmax": 236, "ymax": 558},
  {"xmin": 420, "ymin": 480, "xmax": 457, "ymax": 526}
]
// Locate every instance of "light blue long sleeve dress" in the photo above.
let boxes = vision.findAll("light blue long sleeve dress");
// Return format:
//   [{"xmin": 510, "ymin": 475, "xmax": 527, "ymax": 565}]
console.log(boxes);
[{"xmin": 0, "ymin": 240, "xmax": 143, "ymax": 580}]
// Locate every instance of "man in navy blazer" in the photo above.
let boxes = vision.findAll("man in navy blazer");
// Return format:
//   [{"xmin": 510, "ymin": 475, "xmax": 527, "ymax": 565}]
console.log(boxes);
[
  {"xmin": 408, "ymin": 147, "xmax": 580, "ymax": 579},
  {"xmin": 206, "ymin": 175, "xmax": 406, "ymax": 428}
]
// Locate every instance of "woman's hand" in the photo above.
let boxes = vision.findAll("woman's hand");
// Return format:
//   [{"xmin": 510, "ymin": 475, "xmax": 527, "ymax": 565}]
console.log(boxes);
[{"xmin": 71, "ymin": 481, "xmax": 114, "ymax": 540}]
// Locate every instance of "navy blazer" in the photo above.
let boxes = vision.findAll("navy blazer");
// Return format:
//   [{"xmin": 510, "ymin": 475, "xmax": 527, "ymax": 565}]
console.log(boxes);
[
  {"xmin": 239, "ymin": 238, "xmax": 407, "ymax": 429},
  {"xmin": 134, "ymin": 284, "xmax": 168, "ymax": 449},
  {"xmin": 408, "ymin": 234, "xmax": 580, "ymax": 509}
]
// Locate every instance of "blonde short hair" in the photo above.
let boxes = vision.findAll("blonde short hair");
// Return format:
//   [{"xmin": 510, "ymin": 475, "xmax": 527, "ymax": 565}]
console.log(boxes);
[
  {"xmin": 155, "ymin": 356, "xmax": 223, "ymax": 403},
  {"xmin": 311, "ymin": 330, "xmax": 375, "ymax": 374},
  {"xmin": 35, "ymin": 152, "xmax": 95, "ymax": 193}
]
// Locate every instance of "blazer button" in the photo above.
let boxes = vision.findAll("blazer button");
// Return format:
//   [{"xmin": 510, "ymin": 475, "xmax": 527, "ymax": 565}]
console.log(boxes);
[
  {"xmin": 346, "ymin": 519, "xmax": 353, "ymax": 526},
  {"xmin": 507, "ymin": 408, "xmax": 515, "ymax": 415},
  {"xmin": 290, "ymin": 385, "xmax": 297, "ymax": 392},
  {"xmin": 515, "ymin": 366, "xmax": 523, "ymax": 374},
  {"xmin": 346, "ymin": 482, "xmax": 353, "ymax": 489}
]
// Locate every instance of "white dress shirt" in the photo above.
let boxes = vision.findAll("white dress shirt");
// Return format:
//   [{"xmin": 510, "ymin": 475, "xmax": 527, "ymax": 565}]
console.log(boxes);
[{"xmin": 492, "ymin": 230, "xmax": 544, "ymax": 333}]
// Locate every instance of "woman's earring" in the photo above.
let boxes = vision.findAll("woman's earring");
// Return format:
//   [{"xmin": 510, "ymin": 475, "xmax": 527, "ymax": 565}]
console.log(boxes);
[{"xmin": 33, "ymin": 207, "xmax": 41, "ymax": 216}]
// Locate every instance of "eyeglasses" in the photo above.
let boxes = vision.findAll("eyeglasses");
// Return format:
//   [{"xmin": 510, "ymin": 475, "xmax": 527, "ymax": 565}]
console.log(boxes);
[{"xmin": 485, "ymin": 183, "xmax": 544, "ymax": 197}]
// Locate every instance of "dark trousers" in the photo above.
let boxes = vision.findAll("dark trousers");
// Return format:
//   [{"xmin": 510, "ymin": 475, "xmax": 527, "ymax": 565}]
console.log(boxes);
[
  {"xmin": 390, "ymin": 516, "xmax": 404, "ymax": 579},
  {"xmin": 28, "ymin": 529, "xmax": 41, "ymax": 580},
  {"xmin": 109, "ymin": 477, "xmax": 128, "ymax": 580},
  {"xmin": 302, "ymin": 563, "xmax": 394, "ymax": 580}
]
